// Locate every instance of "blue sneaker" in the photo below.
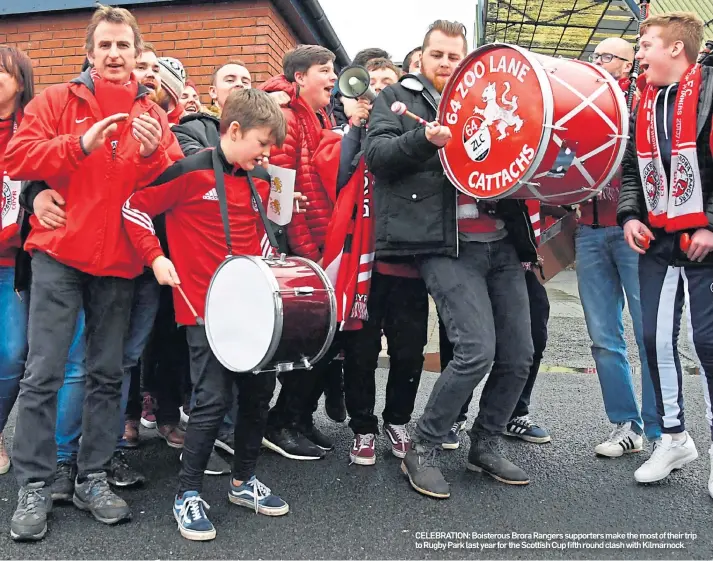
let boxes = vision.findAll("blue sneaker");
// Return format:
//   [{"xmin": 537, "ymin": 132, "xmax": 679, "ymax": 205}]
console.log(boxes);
[
  {"xmin": 173, "ymin": 491, "xmax": 216, "ymax": 541},
  {"xmin": 228, "ymin": 476, "xmax": 289, "ymax": 516},
  {"xmin": 506, "ymin": 416, "xmax": 551, "ymax": 444}
]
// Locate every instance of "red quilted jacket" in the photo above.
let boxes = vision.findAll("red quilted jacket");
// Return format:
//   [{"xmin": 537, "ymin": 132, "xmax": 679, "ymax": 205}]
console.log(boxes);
[{"xmin": 260, "ymin": 75, "xmax": 336, "ymax": 261}]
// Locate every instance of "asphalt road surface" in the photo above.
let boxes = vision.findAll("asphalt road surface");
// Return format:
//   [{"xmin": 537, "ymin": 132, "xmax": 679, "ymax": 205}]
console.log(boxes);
[{"xmin": 0, "ymin": 369, "xmax": 710, "ymax": 560}]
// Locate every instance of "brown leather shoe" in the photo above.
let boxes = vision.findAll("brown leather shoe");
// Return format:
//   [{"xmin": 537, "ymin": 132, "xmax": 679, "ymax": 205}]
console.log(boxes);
[{"xmin": 158, "ymin": 425, "xmax": 185, "ymax": 449}]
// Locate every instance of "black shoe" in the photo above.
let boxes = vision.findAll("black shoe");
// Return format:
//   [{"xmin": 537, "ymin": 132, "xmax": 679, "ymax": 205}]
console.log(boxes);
[
  {"xmin": 324, "ymin": 371, "xmax": 346, "ymax": 423},
  {"xmin": 51, "ymin": 461, "xmax": 77, "ymax": 502},
  {"xmin": 214, "ymin": 429, "xmax": 234, "ymax": 455},
  {"xmin": 299, "ymin": 422, "xmax": 334, "ymax": 451},
  {"xmin": 401, "ymin": 442, "xmax": 450, "ymax": 499},
  {"xmin": 107, "ymin": 450, "xmax": 145, "ymax": 488},
  {"xmin": 466, "ymin": 434, "xmax": 530, "ymax": 485},
  {"xmin": 262, "ymin": 426, "xmax": 325, "ymax": 460}
]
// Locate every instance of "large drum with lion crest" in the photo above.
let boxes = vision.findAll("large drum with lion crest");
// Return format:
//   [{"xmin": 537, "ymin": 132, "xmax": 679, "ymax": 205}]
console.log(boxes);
[{"xmin": 438, "ymin": 43, "xmax": 629, "ymax": 206}]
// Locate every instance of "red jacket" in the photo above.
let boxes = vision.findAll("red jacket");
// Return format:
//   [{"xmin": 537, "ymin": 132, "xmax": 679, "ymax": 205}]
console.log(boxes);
[
  {"xmin": 4, "ymin": 70, "xmax": 183, "ymax": 278},
  {"xmin": 0, "ymin": 113, "xmax": 21, "ymax": 267},
  {"xmin": 259, "ymin": 75, "xmax": 336, "ymax": 262},
  {"xmin": 122, "ymin": 147, "xmax": 269, "ymax": 325}
]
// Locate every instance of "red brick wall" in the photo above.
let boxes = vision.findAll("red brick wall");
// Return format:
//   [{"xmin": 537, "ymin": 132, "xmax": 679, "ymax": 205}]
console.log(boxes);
[{"xmin": 0, "ymin": 1, "xmax": 298, "ymax": 100}]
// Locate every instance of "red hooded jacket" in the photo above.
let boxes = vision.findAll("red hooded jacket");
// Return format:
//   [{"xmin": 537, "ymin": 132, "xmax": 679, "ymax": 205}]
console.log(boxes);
[
  {"xmin": 259, "ymin": 75, "xmax": 336, "ymax": 262},
  {"xmin": 4, "ymin": 70, "xmax": 183, "ymax": 278}
]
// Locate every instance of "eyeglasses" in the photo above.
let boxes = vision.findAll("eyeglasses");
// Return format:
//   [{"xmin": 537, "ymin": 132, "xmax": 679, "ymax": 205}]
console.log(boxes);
[{"xmin": 589, "ymin": 52, "xmax": 630, "ymax": 63}]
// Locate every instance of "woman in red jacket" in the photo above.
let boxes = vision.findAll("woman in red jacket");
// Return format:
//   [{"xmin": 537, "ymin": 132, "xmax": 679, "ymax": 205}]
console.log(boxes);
[{"xmin": 0, "ymin": 45, "xmax": 34, "ymax": 475}]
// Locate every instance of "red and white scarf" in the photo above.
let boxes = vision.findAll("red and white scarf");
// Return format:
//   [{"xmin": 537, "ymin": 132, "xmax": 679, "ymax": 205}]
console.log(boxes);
[
  {"xmin": 322, "ymin": 159, "xmax": 374, "ymax": 331},
  {"xmin": 636, "ymin": 64, "xmax": 707, "ymax": 232}
]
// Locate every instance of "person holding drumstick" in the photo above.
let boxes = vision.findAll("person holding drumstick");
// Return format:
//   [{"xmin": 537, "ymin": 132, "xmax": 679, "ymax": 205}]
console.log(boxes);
[
  {"xmin": 123, "ymin": 88, "xmax": 301, "ymax": 540},
  {"xmin": 618, "ymin": 11, "xmax": 713, "ymax": 495},
  {"xmin": 365, "ymin": 19, "xmax": 537, "ymax": 499}
]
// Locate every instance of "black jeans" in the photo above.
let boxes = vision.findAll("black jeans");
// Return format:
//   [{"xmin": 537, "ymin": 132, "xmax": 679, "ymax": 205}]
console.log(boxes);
[
  {"xmin": 141, "ymin": 285, "xmax": 187, "ymax": 426},
  {"xmin": 12, "ymin": 252, "xmax": 134, "ymax": 485},
  {"xmin": 178, "ymin": 326, "xmax": 276, "ymax": 493},
  {"xmin": 416, "ymin": 239, "xmax": 534, "ymax": 444},
  {"xmin": 343, "ymin": 272, "xmax": 429, "ymax": 435},
  {"xmin": 440, "ymin": 269, "xmax": 550, "ymax": 423}
]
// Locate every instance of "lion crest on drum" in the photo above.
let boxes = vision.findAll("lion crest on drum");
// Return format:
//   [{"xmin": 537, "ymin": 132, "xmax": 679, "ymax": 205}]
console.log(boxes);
[
  {"xmin": 473, "ymin": 82, "xmax": 524, "ymax": 141},
  {"xmin": 643, "ymin": 162, "xmax": 662, "ymax": 209}
]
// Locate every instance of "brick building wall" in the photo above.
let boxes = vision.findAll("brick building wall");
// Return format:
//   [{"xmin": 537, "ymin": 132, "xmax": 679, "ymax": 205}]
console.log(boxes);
[{"xmin": 0, "ymin": 1, "xmax": 298, "ymax": 101}]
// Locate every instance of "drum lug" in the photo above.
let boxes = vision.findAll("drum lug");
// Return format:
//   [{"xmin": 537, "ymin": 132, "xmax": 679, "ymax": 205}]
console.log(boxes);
[
  {"xmin": 544, "ymin": 124, "xmax": 568, "ymax": 132},
  {"xmin": 294, "ymin": 286, "xmax": 315, "ymax": 296},
  {"xmin": 301, "ymin": 357, "xmax": 312, "ymax": 370},
  {"xmin": 276, "ymin": 362, "xmax": 295, "ymax": 373}
]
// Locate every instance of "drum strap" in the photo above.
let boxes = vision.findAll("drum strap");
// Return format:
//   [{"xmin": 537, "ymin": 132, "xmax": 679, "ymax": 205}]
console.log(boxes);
[
  {"xmin": 591, "ymin": 198, "xmax": 600, "ymax": 229},
  {"xmin": 210, "ymin": 148, "xmax": 280, "ymax": 255}
]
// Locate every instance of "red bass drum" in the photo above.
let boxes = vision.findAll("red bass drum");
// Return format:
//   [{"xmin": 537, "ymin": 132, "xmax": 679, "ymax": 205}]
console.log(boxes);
[{"xmin": 438, "ymin": 43, "xmax": 629, "ymax": 206}]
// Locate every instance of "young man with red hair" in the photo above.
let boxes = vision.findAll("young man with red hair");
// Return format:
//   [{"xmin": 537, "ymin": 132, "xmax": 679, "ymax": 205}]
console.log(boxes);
[{"xmin": 618, "ymin": 11, "xmax": 713, "ymax": 495}]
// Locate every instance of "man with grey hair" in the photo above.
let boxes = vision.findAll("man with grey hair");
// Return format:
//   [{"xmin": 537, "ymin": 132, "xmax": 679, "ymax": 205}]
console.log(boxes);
[{"xmin": 577, "ymin": 36, "xmax": 661, "ymax": 460}]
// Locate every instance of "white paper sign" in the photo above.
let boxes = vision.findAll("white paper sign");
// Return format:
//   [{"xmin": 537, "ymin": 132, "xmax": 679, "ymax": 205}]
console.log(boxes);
[
  {"xmin": 1, "ymin": 174, "xmax": 21, "ymax": 229},
  {"xmin": 266, "ymin": 165, "xmax": 296, "ymax": 226}
]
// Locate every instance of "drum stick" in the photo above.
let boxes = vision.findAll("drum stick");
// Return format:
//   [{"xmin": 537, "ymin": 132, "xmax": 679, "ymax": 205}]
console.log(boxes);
[
  {"xmin": 390, "ymin": 101, "xmax": 437, "ymax": 128},
  {"xmin": 176, "ymin": 284, "xmax": 205, "ymax": 326}
]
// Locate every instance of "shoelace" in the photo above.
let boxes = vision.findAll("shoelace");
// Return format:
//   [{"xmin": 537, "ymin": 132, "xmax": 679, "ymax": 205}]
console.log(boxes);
[
  {"xmin": 349, "ymin": 434, "xmax": 375, "ymax": 466},
  {"xmin": 450, "ymin": 422, "xmax": 462, "ymax": 433},
  {"xmin": 113, "ymin": 451, "xmax": 131, "ymax": 470},
  {"xmin": 607, "ymin": 423, "xmax": 631, "ymax": 444},
  {"xmin": 646, "ymin": 438, "xmax": 678, "ymax": 466},
  {"xmin": 56, "ymin": 462, "xmax": 74, "ymax": 478},
  {"xmin": 19, "ymin": 487, "xmax": 45, "ymax": 515},
  {"xmin": 388, "ymin": 425, "xmax": 409, "ymax": 444},
  {"xmin": 180, "ymin": 495, "xmax": 210, "ymax": 524},
  {"xmin": 142, "ymin": 394, "xmax": 155, "ymax": 412},
  {"xmin": 420, "ymin": 446, "xmax": 441, "ymax": 469},
  {"xmin": 512, "ymin": 416, "xmax": 534, "ymax": 429},
  {"xmin": 85, "ymin": 477, "xmax": 116, "ymax": 506},
  {"xmin": 247, "ymin": 478, "xmax": 271, "ymax": 514}
]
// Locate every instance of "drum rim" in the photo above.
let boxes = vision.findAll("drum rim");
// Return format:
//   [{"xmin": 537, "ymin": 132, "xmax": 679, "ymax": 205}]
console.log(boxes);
[
  {"xmin": 204, "ymin": 255, "xmax": 283, "ymax": 373},
  {"xmin": 288, "ymin": 256, "xmax": 338, "ymax": 368},
  {"xmin": 437, "ymin": 42, "xmax": 554, "ymax": 200}
]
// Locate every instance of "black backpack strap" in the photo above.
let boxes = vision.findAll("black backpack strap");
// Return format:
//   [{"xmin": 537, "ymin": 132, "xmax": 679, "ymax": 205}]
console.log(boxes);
[{"xmin": 211, "ymin": 148, "xmax": 233, "ymax": 255}]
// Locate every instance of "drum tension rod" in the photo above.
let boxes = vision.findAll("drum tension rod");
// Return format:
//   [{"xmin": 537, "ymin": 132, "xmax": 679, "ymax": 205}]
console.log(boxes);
[
  {"xmin": 544, "ymin": 124, "xmax": 568, "ymax": 131},
  {"xmin": 609, "ymin": 133, "xmax": 631, "ymax": 139}
]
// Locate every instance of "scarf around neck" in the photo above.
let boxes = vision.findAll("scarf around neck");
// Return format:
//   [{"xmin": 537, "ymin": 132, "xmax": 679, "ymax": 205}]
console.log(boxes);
[{"xmin": 636, "ymin": 63, "xmax": 707, "ymax": 232}]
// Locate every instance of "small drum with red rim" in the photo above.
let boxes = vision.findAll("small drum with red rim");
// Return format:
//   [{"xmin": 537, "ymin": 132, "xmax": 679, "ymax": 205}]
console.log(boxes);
[
  {"xmin": 438, "ymin": 43, "xmax": 629, "ymax": 205},
  {"xmin": 204, "ymin": 255, "xmax": 337, "ymax": 373}
]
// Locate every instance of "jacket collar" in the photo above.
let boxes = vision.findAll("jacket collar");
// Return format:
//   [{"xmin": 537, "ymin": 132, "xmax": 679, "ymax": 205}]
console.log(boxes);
[
  {"xmin": 215, "ymin": 144, "xmax": 247, "ymax": 176},
  {"xmin": 70, "ymin": 68, "xmax": 150, "ymax": 100},
  {"xmin": 399, "ymin": 73, "xmax": 440, "ymax": 112}
]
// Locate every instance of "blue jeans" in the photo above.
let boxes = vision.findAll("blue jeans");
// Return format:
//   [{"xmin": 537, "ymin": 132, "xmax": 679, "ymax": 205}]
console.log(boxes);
[
  {"xmin": 575, "ymin": 225, "xmax": 661, "ymax": 440},
  {"xmin": 55, "ymin": 313, "xmax": 87, "ymax": 462},
  {"xmin": 0, "ymin": 266, "xmax": 28, "ymax": 433},
  {"xmin": 54, "ymin": 270, "xmax": 160, "ymax": 461}
]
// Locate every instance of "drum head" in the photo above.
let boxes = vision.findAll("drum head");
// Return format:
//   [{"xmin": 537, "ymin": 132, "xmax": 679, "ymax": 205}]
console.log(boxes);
[
  {"xmin": 205, "ymin": 256, "xmax": 279, "ymax": 372},
  {"xmin": 438, "ymin": 43, "xmax": 552, "ymax": 199}
]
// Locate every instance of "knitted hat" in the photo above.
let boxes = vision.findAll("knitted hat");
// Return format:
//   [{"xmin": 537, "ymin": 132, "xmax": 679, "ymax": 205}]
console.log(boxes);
[{"xmin": 157, "ymin": 57, "xmax": 186, "ymax": 104}]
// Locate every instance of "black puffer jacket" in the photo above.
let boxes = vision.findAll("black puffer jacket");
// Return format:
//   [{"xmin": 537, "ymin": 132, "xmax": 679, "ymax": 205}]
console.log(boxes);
[
  {"xmin": 364, "ymin": 73, "xmax": 537, "ymax": 262},
  {"xmin": 617, "ymin": 66, "xmax": 713, "ymax": 228},
  {"xmin": 172, "ymin": 111, "xmax": 221, "ymax": 156}
]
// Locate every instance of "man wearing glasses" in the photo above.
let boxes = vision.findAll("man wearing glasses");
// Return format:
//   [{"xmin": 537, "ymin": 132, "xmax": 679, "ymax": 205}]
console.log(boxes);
[{"xmin": 578, "ymin": 37, "xmax": 662, "ymax": 460}]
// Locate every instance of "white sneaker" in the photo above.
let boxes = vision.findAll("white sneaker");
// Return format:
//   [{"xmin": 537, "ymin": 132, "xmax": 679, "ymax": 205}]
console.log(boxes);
[
  {"xmin": 594, "ymin": 422, "xmax": 643, "ymax": 458},
  {"xmin": 634, "ymin": 432, "xmax": 698, "ymax": 483},
  {"xmin": 708, "ymin": 444, "xmax": 713, "ymax": 499}
]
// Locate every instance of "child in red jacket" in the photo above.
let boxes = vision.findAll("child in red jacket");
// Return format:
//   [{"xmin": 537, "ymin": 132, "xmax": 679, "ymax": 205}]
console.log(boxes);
[{"xmin": 123, "ymin": 88, "xmax": 293, "ymax": 541}]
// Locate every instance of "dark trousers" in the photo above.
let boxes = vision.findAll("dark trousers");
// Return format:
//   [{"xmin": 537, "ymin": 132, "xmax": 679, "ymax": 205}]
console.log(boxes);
[
  {"xmin": 12, "ymin": 252, "xmax": 133, "ymax": 485},
  {"xmin": 140, "ymin": 285, "xmax": 187, "ymax": 426},
  {"xmin": 439, "ymin": 269, "xmax": 550, "ymax": 423},
  {"xmin": 416, "ymin": 239, "xmax": 534, "ymax": 444},
  {"xmin": 343, "ymin": 272, "xmax": 429, "ymax": 435},
  {"xmin": 639, "ymin": 233, "xmax": 713, "ymax": 438},
  {"xmin": 268, "ymin": 347, "xmax": 340, "ymax": 430},
  {"xmin": 178, "ymin": 326, "xmax": 276, "ymax": 493}
]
